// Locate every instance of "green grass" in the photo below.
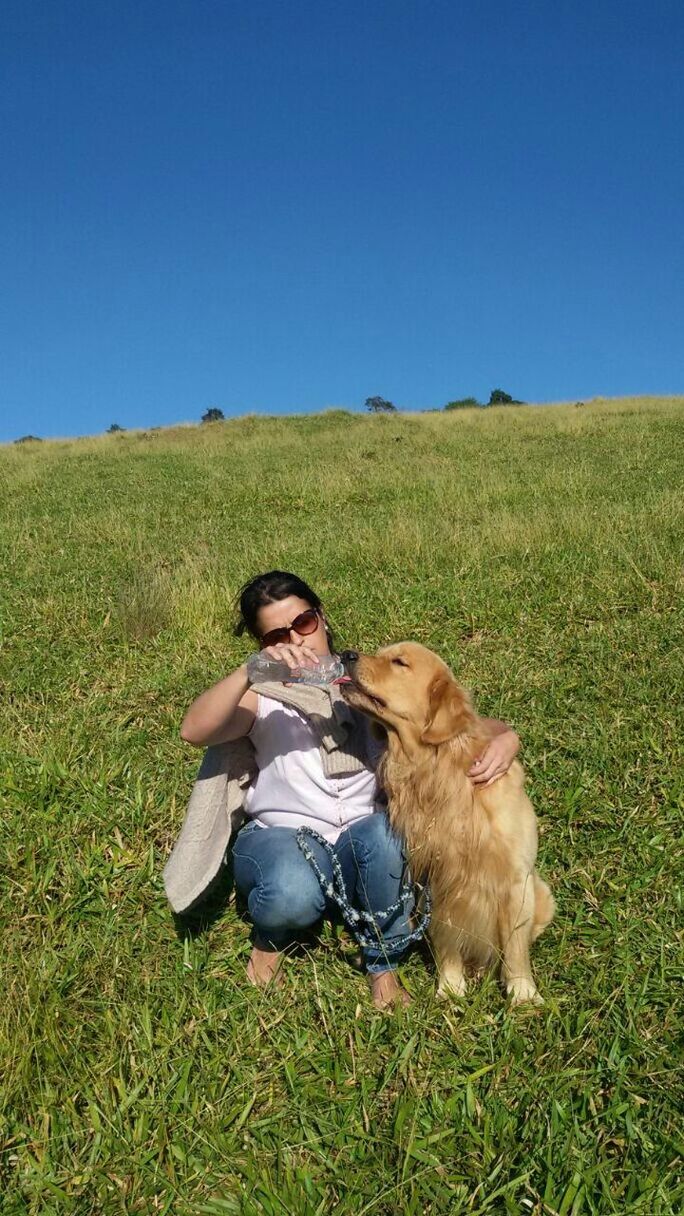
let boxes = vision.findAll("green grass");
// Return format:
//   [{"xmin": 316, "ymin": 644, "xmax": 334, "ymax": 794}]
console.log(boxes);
[{"xmin": 1, "ymin": 396, "xmax": 682, "ymax": 1214}]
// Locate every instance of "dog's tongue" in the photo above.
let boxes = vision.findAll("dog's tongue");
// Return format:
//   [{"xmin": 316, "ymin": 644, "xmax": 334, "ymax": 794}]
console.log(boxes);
[{"xmin": 333, "ymin": 675, "xmax": 353, "ymax": 684}]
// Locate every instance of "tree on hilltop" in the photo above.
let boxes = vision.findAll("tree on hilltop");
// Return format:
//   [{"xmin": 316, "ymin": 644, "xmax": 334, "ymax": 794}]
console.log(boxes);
[
  {"xmin": 365, "ymin": 396, "xmax": 396, "ymax": 413},
  {"xmin": 488, "ymin": 388, "xmax": 524, "ymax": 405},
  {"xmin": 107, "ymin": 423, "xmax": 125, "ymax": 433},
  {"xmin": 201, "ymin": 407, "xmax": 225, "ymax": 423}
]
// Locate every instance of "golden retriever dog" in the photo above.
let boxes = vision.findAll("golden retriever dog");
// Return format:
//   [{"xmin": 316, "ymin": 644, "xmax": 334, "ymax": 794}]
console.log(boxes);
[{"xmin": 342, "ymin": 643, "xmax": 554, "ymax": 1005}]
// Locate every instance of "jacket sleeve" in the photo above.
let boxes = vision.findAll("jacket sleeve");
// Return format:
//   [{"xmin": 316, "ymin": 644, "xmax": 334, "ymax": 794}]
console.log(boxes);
[{"xmin": 162, "ymin": 738, "xmax": 256, "ymax": 913}]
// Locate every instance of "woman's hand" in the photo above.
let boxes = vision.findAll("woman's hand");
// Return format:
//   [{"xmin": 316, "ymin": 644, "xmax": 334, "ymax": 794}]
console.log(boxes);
[
  {"xmin": 468, "ymin": 723, "xmax": 520, "ymax": 787},
  {"xmin": 259, "ymin": 642, "xmax": 321, "ymax": 671}
]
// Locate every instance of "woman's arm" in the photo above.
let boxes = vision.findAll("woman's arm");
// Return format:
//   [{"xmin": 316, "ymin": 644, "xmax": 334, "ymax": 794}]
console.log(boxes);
[
  {"xmin": 180, "ymin": 640, "xmax": 320, "ymax": 747},
  {"xmin": 468, "ymin": 719, "xmax": 520, "ymax": 786},
  {"xmin": 180, "ymin": 664, "xmax": 258, "ymax": 747}
]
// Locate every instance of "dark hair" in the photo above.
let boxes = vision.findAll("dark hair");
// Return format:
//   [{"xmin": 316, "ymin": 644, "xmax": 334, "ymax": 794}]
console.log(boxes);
[{"xmin": 234, "ymin": 570, "xmax": 335, "ymax": 649}]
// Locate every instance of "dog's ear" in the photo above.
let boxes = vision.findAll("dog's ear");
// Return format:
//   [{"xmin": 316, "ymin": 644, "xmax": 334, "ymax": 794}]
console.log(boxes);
[{"xmin": 421, "ymin": 675, "xmax": 472, "ymax": 745}]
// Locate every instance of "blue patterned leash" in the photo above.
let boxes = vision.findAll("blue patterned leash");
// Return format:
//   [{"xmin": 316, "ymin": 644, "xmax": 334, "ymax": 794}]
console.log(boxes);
[{"xmin": 295, "ymin": 825, "xmax": 431, "ymax": 952}]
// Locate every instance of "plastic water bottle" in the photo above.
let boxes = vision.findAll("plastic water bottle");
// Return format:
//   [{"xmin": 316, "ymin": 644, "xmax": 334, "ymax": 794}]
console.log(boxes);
[{"xmin": 246, "ymin": 653, "xmax": 345, "ymax": 686}]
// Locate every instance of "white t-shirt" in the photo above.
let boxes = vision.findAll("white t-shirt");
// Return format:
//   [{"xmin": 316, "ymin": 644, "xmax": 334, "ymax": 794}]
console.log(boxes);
[{"xmin": 244, "ymin": 694, "xmax": 381, "ymax": 842}]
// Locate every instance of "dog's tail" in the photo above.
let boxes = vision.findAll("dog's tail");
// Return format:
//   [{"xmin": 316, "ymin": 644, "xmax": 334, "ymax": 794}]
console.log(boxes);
[{"xmin": 531, "ymin": 876, "xmax": 555, "ymax": 942}]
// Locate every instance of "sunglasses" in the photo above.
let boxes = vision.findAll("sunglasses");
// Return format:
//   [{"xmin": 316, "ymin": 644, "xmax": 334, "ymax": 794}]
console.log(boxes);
[{"xmin": 259, "ymin": 607, "xmax": 321, "ymax": 648}]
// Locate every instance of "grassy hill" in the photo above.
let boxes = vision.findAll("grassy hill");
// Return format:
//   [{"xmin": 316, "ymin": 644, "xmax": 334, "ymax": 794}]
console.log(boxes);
[{"xmin": 1, "ymin": 396, "xmax": 682, "ymax": 1213}]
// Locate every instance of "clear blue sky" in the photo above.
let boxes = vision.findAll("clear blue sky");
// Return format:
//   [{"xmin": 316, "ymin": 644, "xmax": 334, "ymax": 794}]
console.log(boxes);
[{"xmin": 2, "ymin": 0, "xmax": 682, "ymax": 441}]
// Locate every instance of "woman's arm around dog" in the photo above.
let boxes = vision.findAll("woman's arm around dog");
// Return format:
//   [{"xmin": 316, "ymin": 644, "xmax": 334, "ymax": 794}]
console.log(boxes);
[{"xmin": 468, "ymin": 720, "xmax": 520, "ymax": 786}]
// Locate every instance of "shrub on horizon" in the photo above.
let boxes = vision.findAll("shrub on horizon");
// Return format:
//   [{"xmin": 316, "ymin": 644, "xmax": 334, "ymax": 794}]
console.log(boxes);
[
  {"xmin": 444, "ymin": 397, "xmax": 480, "ymax": 410},
  {"xmin": 107, "ymin": 423, "xmax": 125, "ymax": 433},
  {"xmin": 489, "ymin": 388, "xmax": 525, "ymax": 405},
  {"xmin": 201, "ymin": 407, "xmax": 225, "ymax": 423},
  {"xmin": 365, "ymin": 396, "xmax": 397, "ymax": 413},
  {"xmin": 15, "ymin": 435, "xmax": 42, "ymax": 444}
]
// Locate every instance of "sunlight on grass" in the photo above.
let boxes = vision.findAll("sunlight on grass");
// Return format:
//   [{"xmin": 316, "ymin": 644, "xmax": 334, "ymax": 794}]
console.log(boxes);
[{"xmin": 1, "ymin": 397, "xmax": 682, "ymax": 1213}]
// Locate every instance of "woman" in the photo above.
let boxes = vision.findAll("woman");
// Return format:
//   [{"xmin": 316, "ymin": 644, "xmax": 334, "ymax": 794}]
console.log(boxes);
[{"xmin": 180, "ymin": 571, "xmax": 520, "ymax": 1008}]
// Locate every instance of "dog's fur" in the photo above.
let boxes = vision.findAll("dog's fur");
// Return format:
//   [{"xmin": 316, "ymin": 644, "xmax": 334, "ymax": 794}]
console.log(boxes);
[{"xmin": 342, "ymin": 642, "xmax": 554, "ymax": 1004}]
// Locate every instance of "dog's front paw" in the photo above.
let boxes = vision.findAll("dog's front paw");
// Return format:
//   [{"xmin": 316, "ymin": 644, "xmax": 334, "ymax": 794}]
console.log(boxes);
[
  {"xmin": 507, "ymin": 979, "xmax": 544, "ymax": 1007},
  {"xmin": 436, "ymin": 972, "xmax": 467, "ymax": 1001}
]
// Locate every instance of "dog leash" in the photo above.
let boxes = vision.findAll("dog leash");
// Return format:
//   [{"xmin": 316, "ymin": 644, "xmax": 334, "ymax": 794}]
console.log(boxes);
[{"xmin": 295, "ymin": 825, "xmax": 431, "ymax": 953}]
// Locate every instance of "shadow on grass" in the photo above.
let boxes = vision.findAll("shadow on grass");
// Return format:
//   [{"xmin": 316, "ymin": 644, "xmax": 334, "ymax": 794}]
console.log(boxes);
[
  {"xmin": 171, "ymin": 855, "xmax": 236, "ymax": 940},
  {"xmin": 171, "ymin": 849, "xmax": 437, "ymax": 983}
]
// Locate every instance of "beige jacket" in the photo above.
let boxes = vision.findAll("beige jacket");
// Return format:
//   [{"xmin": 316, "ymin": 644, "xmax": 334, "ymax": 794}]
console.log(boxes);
[{"xmin": 163, "ymin": 679, "xmax": 375, "ymax": 913}]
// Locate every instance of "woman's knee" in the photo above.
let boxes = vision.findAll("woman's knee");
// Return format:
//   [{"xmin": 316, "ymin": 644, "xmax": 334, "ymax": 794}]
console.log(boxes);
[
  {"xmin": 248, "ymin": 856, "xmax": 326, "ymax": 931},
  {"xmin": 346, "ymin": 812, "xmax": 403, "ymax": 865}
]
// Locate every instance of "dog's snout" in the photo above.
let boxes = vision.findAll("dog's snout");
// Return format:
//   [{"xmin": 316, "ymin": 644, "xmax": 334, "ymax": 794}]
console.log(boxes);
[{"xmin": 340, "ymin": 649, "xmax": 359, "ymax": 669}]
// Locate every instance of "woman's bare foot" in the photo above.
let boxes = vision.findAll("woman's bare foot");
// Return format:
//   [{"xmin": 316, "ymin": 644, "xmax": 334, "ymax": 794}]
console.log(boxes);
[
  {"xmin": 246, "ymin": 946, "xmax": 284, "ymax": 988},
  {"xmin": 368, "ymin": 971, "xmax": 411, "ymax": 1010}
]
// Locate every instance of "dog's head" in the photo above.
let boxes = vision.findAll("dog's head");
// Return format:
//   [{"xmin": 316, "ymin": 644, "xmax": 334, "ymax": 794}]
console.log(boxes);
[{"xmin": 341, "ymin": 642, "xmax": 475, "ymax": 748}]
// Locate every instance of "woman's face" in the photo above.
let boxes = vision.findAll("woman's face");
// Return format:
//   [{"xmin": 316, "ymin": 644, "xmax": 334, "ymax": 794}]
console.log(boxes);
[{"xmin": 255, "ymin": 595, "xmax": 331, "ymax": 657}]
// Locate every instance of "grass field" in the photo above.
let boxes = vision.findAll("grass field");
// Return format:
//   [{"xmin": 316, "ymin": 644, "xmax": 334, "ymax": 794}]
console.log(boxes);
[{"xmin": 1, "ymin": 396, "xmax": 682, "ymax": 1214}]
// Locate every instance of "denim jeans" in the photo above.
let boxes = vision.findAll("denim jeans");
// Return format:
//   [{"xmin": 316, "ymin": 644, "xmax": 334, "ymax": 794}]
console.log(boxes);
[{"xmin": 232, "ymin": 812, "xmax": 414, "ymax": 974}]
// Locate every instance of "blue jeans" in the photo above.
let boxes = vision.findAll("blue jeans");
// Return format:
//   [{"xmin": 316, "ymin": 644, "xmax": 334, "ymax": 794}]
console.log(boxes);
[{"xmin": 232, "ymin": 813, "xmax": 414, "ymax": 974}]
